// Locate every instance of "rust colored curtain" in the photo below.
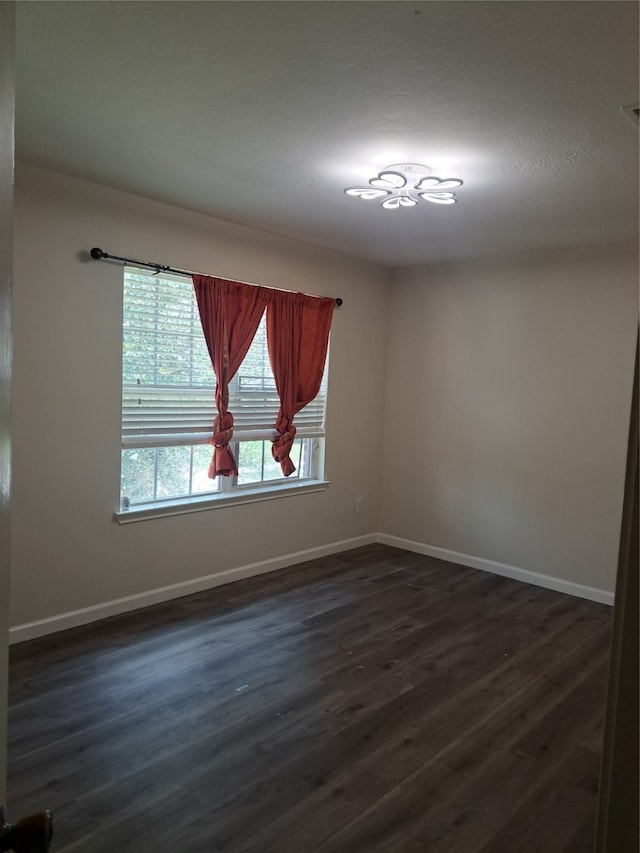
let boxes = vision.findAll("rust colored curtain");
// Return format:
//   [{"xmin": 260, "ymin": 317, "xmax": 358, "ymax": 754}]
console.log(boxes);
[
  {"xmin": 266, "ymin": 291, "xmax": 335, "ymax": 476},
  {"xmin": 193, "ymin": 275, "xmax": 268, "ymax": 478}
]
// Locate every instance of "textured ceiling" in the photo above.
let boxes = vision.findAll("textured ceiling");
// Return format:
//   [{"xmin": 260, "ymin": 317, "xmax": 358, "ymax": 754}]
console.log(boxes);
[{"xmin": 15, "ymin": 1, "xmax": 639, "ymax": 266}]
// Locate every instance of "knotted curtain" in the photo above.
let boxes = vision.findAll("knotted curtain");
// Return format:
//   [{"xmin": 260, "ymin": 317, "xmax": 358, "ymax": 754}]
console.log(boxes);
[
  {"xmin": 192, "ymin": 275, "xmax": 268, "ymax": 478},
  {"xmin": 266, "ymin": 291, "xmax": 335, "ymax": 476}
]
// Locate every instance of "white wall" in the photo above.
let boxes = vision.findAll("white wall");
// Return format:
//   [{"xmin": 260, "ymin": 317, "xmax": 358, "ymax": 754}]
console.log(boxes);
[
  {"xmin": 380, "ymin": 246, "xmax": 637, "ymax": 596},
  {"xmin": 11, "ymin": 164, "xmax": 389, "ymax": 628}
]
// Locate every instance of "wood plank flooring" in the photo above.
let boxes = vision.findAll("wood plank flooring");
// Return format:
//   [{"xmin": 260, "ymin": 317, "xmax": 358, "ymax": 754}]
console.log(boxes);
[{"xmin": 7, "ymin": 544, "xmax": 612, "ymax": 852}]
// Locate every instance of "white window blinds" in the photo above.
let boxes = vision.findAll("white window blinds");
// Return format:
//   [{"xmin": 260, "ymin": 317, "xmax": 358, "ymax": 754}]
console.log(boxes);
[{"xmin": 122, "ymin": 269, "xmax": 328, "ymax": 449}]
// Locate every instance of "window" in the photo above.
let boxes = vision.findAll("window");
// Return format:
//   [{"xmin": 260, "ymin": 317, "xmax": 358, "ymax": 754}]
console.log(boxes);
[{"xmin": 120, "ymin": 268, "xmax": 328, "ymax": 514}]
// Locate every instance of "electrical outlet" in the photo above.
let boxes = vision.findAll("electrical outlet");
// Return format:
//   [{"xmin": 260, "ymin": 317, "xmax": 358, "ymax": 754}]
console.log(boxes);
[{"xmin": 355, "ymin": 496, "xmax": 364, "ymax": 514}]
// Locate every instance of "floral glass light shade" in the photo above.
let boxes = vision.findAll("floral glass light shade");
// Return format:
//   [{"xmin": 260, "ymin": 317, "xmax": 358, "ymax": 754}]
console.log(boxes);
[{"xmin": 345, "ymin": 163, "xmax": 463, "ymax": 210}]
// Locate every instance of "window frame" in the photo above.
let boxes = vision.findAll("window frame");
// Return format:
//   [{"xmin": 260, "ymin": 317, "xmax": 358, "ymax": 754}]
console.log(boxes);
[{"xmin": 117, "ymin": 267, "xmax": 330, "ymax": 522}]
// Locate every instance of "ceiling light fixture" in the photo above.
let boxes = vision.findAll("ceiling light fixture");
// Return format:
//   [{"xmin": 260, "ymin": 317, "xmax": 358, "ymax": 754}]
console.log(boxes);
[{"xmin": 345, "ymin": 163, "xmax": 463, "ymax": 210}]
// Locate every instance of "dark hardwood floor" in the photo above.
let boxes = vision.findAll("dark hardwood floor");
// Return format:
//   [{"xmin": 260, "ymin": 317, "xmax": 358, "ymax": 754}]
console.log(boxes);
[{"xmin": 7, "ymin": 544, "xmax": 612, "ymax": 852}]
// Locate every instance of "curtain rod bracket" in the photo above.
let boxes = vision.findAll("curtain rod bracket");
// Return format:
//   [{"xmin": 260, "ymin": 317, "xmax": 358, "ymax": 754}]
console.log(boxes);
[{"xmin": 89, "ymin": 247, "xmax": 343, "ymax": 306}]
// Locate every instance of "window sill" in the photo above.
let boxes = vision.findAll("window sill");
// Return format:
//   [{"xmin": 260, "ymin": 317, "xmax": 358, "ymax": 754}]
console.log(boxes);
[{"xmin": 114, "ymin": 479, "xmax": 330, "ymax": 524}]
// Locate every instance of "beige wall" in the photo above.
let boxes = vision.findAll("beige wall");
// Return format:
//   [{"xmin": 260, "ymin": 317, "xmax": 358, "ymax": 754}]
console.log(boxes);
[
  {"xmin": 11, "ymin": 163, "xmax": 637, "ymax": 630},
  {"xmin": 380, "ymin": 246, "xmax": 637, "ymax": 594},
  {"xmin": 10, "ymin": 164, "xmax": 389, "ymax": 627},
  {"xmin": 0, "ymin": 0, "xmax": 14, "ymax": 802}
]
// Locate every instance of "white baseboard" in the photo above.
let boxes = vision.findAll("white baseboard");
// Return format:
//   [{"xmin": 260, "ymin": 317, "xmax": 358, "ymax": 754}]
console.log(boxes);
[
  {"xmin": 9, "ymin": 534, "xmax": 377, "ymax": 644},
  {"xmin": 376, "ymin": 534, "xmax": 615, "ymax": 606},
  {"xmin": 11, "ymin": 531, "xmax": 614, "ymax": 643}
]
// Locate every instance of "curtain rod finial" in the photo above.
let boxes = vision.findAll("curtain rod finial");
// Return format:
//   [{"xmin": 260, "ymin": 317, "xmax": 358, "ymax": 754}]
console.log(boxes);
[
  {"xmin": 90, "ymin": 247, "xmax": 105, "ymax": 260},
  {"xmin": 335, "ymin": 298, "xmax": 343, "ymax": 307}
]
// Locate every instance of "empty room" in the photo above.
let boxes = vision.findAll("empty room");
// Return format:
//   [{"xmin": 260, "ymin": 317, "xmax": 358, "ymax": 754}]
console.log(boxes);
[{"xmin": 0, "ymin": 1, "xmax": 637, "ymax": 852}]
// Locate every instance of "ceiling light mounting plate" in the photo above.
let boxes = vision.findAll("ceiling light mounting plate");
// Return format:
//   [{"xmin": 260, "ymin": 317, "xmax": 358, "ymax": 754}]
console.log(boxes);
[{"xmin": 385, "ymin": 163, "xmax": 432, "ymax": 180}]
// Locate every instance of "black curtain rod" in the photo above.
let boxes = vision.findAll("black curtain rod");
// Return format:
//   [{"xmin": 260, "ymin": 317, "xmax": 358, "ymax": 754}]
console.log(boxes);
[{"xmin": 89, "ymin": 247, "xmax": 343, "ymax": 307}]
